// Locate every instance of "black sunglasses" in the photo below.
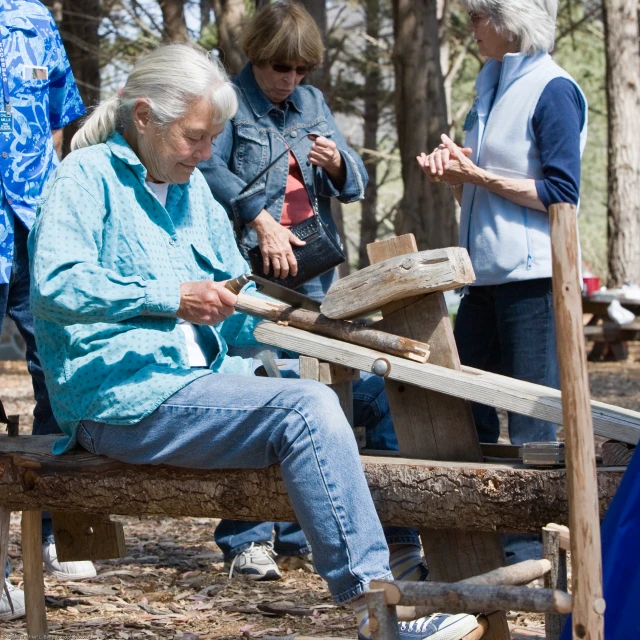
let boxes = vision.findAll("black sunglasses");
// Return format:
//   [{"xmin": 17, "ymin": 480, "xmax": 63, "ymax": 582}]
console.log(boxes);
[{"xmin": 270, "ymin": 62, "xmax": 316, "ymax": 76}]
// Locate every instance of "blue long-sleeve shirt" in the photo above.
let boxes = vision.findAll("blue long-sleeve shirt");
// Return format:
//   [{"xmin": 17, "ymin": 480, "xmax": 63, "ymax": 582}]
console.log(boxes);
[{"xmin": 533, "ymin": 77, "xmax": 586, "ymax": 209}]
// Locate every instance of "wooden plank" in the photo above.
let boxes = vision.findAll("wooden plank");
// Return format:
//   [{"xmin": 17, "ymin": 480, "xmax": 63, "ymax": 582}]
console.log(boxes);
[
  {"xmin": 0, "ymin": 436, "xmax": 623, "ymax": 532},
  {"xmin": 366, "ymin": 236, "xmax": 509, "ymax": 640},
  {"xmin": 321, "ymin": 247, "xmax": 475, "ymax": 320},
  {"xmin": 550, "ymin": 203, "xmax": 604, "ymax": 640},
  {"xmin": 22, "ymin": 510, "xmax": 47, "ymax": 638},
  {"xmin": 254, "ymin": 322, "xmax": 640, "ymax": 445},
  {"xmin": 51, "ymin": 512, "xmax": 126, "ymax": 562}
]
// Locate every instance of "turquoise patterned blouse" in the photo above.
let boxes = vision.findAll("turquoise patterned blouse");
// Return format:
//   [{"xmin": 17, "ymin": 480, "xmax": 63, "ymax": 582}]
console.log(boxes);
[{"xmin": 29, "ymin": 133, "xmax": 260, "ymax": 454}]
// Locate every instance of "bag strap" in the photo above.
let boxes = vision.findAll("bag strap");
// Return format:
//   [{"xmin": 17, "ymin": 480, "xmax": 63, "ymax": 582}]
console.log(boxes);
[{"xmin": 238, "ymin": 132, "xmax": 316, "ymax": 196}]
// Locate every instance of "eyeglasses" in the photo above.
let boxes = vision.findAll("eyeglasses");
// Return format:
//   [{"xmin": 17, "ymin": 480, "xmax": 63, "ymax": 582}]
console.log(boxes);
[{"xmin": 270, "ymin": 62, "xmax": 316, "ymax": 76}]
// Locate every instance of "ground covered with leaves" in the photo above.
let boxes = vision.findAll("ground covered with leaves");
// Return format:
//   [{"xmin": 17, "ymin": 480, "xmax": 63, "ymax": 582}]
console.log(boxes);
[{"xmin": 2, "ymin": 342, "xmax": 638, "ymax": 640}]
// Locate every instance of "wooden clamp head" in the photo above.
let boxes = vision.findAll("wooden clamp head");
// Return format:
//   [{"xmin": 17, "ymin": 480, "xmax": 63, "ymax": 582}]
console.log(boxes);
[{"xmin": 320, "ymin": 244, "xmax": 475, "ymax": 320}]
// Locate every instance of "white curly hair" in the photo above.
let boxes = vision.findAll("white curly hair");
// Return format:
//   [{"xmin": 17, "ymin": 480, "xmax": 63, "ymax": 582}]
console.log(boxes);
[{"xmin": 460, "ymin": 0, "xmax": 558, "ymax": 55}]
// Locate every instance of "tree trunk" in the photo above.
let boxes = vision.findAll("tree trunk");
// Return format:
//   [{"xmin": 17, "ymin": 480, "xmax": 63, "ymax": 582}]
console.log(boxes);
[
  {"xmin": 299, "ymin": 0, "xmax": 329, "ymax": 94},
  {"xmin": 359, "ymin": 0, "xmax": 380, "ymax": 269},
  {"xmin": 201, "ymin": 0, "xmax": 212, "ymax": 32},
  {"xmin": 391, "ymin": 0, "xmax": 457, "ymax": 250},
  {"xmin": 46, "ymin": 0, "xmax": 101, "ymax": 156},
  {"xmin": 159, "ymin": 0, "xmax": 189, "ymax": 42},
  {"xmin": 604, "ymin": 0, "xmax": 640, "ymax": 287},
  {"xmin": 0, "ymin": 435, "xmax": 622, "ymax": 532},
  {"xmin": 210, "ymin": 0, "xmax": 247, "ymax": 75}
]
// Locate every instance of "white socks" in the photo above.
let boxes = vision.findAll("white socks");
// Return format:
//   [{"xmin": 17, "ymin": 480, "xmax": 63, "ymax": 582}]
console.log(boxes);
[{"xmin": 389, "ymin": 544, "xmax": 426, "ymax": 581}]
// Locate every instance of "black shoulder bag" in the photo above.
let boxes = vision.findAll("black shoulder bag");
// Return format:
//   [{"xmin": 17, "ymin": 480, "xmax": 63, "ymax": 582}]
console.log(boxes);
[{"xmin": 239, "ymin": 133, "xmax": 346, "ymax": 290}]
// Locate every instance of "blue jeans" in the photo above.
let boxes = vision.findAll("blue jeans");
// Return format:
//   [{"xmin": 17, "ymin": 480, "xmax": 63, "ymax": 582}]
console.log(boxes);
[
  {"xmin": 216, "ymin": 268, "xmax": 417, "ymax": 559},
  {"xmin": 76, "ymin": 362, "xmax": 412, "ymax": 602},
  {"xmin": 214, "ymin": 357, "xmax": 418, "ymax": 558},
  {"xmin": 453, "ymin": 279, "xmax": 559, "ymax": 445},
  {"xmin": 0, "ymin": 219, "xmax": 57, "ymax": 567}
]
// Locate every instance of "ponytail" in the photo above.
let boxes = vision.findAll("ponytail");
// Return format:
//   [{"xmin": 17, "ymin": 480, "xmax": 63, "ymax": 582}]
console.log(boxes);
[{"xmin": 71, "ymin": 94, "xmax": 120, "ymax": 151}]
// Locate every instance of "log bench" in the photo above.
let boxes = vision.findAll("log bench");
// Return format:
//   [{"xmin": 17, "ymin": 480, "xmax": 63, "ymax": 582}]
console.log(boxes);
[{"xmin": 0, "ymin": 434, "xmax": 624, "ymax": 637}]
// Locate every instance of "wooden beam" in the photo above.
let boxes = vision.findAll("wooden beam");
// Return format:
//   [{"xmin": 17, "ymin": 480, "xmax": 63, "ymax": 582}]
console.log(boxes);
[
  {"xmin": 550, "ymin": 203, "xmax": 604, "ymax": 640},
  {"xmin": 0, "ymin": 436, "xmax": 623, "ymax": 532},
  {"xmin": 370, "ymin": 580, "xmax": 572, "ymax": 615},
  {"xmin": 254, "ymin": 322, "xmax": 640, "ymax": 445},
  {"xmin": 235, "ymin": 293, "xmax": 430, "ymax": 363},
  {"xmin": 320, "ymin": 247, "xmax": 475, "ymax": 319},
  {"xmin": 460, "ymin": 559, "xmax": 551, "ymax": 587},
  {"xmin": 366, "ymin": 236, "xmax": 509, "ymax": 640}
]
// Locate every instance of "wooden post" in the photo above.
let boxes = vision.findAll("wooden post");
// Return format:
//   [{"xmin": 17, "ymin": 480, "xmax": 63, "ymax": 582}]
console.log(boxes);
[
  {"xmin": 0, "ymin": 404, "xmax": 19, "ymax": 613},
  {"xmin": 366, "ymin": 589, "xmax": 400, "ymax": 640},
  {"xmin": 22, "ymin": 510, "xmax": 47, "ymax": 637},
  {"xmin": 549, "ymin": 203, "xmax": 604, "ymax": 639},
  {"xmin": 367, "ymin": 235, "xmax": 509, "ymax": 640},
  {"xmin": 543, "ymin": 526, "xmax": 569, "ymax": 640}
]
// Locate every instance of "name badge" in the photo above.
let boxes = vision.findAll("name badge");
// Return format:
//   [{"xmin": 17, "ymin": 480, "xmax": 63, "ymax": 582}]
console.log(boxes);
[
  {"xmin": 22, "ymin": 65, "xmax": 48, "ymax": 81},
  {"xmin": 0, "ymin": 111, "xmax": 11, "ymax": 133}
]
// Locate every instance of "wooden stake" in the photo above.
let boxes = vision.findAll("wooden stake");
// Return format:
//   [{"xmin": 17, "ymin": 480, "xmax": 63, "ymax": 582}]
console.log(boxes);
[
  {"xmin": 550, "ymin": 203, "xmax": 604, "ymax": 639},
  {"xmin": 22, "ymin": 510, "xmax": 47, "ymax": 637}
]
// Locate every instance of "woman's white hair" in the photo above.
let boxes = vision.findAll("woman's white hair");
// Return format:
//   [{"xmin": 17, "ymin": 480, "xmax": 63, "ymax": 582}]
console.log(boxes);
[
  {"xmin": 71, "ymin": 43, "xmax": 237, "ymax": 151},
  {"xmin": 461, "ymin": 0, "xmax": 558, "ymax": 55}
]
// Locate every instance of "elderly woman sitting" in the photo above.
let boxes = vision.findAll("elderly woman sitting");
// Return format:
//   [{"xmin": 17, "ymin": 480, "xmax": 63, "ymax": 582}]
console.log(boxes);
[{"xmin": 29, "ymin": 44, "xmax": 477, "ymax": 640}]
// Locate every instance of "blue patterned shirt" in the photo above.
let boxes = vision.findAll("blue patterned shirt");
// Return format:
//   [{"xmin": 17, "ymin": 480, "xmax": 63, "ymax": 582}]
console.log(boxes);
[
  {"xmin": 0, "ymin": 0, "xmax": 85, "ymax": 282},
  {"xmin": 29, "ymin": 133, "xmax": 261, "ymax": 454}
]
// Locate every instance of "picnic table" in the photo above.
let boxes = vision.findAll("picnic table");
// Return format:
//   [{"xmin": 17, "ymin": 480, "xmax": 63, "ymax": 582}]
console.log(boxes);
[{"xmin": 583, "ymin": 293, "xmax": 640, "ymax": 361}]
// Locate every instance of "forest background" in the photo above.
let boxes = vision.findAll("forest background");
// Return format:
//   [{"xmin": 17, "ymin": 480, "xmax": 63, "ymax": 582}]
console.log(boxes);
[{"xmin": 40, "ymin": 0, "xmax": 640, "ymax": 287}]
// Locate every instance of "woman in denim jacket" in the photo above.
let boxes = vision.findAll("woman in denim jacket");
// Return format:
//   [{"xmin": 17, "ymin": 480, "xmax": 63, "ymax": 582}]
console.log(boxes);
[
  {"xmin": 200, "ymin": 1, "xmax": 426, "ymax": 588},
  {"xmin": 200, "ymin": 0, "xmax": 367, "ymax": 302}
]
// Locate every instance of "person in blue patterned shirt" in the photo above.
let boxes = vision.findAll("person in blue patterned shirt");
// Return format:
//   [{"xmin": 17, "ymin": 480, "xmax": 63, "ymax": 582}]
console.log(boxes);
[{"xmin": 0, "ymin": 0, "xmax": 91, "ymax": 621}]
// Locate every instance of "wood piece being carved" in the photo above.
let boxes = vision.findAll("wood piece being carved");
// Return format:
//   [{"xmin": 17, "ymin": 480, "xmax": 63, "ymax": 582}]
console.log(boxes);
[
  {"xmin": 320, "ymin": 247, "xmax": 475, "ymax": 320},
  {"xmin": 235, "ymin": 293, "xmax": 430, "ymax": 363}
]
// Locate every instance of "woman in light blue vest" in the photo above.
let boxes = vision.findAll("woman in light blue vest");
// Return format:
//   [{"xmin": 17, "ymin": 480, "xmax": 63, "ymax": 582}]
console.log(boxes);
[{"xmin": 419, "ymin": 0, "xmax": 587, "ymax": 448}]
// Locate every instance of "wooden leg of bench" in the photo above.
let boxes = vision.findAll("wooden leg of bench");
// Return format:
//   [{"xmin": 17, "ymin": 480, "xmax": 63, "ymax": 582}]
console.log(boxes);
[
  {"xmin": 0, "ymin": 507, "xmax": 10, "ymax": 585},
  {"xmin": 22, "ymin": 510, "xmax": 47, "ymax": 637},
  {"xmin": 543, "ymin": 527, "xmax": 568, "ymax": 640}
]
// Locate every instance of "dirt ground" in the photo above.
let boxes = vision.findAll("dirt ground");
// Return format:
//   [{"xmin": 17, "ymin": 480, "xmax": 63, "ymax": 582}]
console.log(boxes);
[{"xmin": 2, "ymin": 342, "xmax": 638, "ymax": 640}]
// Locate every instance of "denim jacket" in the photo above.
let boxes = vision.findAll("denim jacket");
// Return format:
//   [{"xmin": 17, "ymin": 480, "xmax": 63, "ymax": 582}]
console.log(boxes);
[{"xmin": 199, "ymin": 63, "xmax": 368, "ymax": 251}]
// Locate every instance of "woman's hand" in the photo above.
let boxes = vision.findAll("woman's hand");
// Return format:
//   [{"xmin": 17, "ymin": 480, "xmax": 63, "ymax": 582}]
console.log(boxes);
[
  {"xmin": 308, "ymin": 135, "xmax": 346, "ymax": 186},
  {"xmin": 417, "ymin": 134, "xmax": 477, "ymax": 185},
  {"xmin": 249, "ymin": 210, "xmax": 306, "ymax": 279},
  {"xmin": 177, "ymin": 281, "xmax": 237, "ymax": 325}
]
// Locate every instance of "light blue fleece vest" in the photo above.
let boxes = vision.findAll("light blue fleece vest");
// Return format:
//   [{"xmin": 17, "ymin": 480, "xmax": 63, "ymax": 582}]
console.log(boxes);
[{"xmin": 459, "ymin": 53, "xmax": 588, "ymax": 286}]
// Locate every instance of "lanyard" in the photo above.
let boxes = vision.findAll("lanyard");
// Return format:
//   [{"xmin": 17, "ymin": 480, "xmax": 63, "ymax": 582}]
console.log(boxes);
[{"xmin": 0, "ymin": 40, "xmax": 11, "ymax": 114}]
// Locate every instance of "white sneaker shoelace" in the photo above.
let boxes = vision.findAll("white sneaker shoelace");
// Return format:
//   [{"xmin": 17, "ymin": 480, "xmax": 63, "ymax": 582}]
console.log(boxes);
[{"xmin": 228, "ymin": 541, "xmax": 275, "ymax": 578}]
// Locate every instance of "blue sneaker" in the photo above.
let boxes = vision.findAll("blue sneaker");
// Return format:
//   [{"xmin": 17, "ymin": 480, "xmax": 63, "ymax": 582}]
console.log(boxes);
[{"xmin": 398, "ymin": 614, "xmax": 478, "ymax": 640}]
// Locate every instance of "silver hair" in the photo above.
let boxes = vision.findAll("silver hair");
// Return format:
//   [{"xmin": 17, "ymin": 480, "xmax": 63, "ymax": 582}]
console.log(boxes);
[
  {"xmin": 71, "ymin": 43, "xmax": 238, "ymax": 151},
  {"xmin": 461, "ymin": 0, "xmax": 558, "ymax": 55}
]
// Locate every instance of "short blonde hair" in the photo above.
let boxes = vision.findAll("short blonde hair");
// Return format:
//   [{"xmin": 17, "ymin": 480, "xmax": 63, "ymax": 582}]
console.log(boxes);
[{"xmin": 241, "ymin": 1, "xmax": 324, "ymax": 68}]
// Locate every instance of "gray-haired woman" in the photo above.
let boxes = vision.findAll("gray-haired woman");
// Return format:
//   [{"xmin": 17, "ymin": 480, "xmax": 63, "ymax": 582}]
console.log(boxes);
[
  {"xmin": 29, "ymin": 43, "xmax": 478, "ymax": 640},
  {"xmin": 419, "ymin": 0, "xmax": 587, "ymax": 457}
]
